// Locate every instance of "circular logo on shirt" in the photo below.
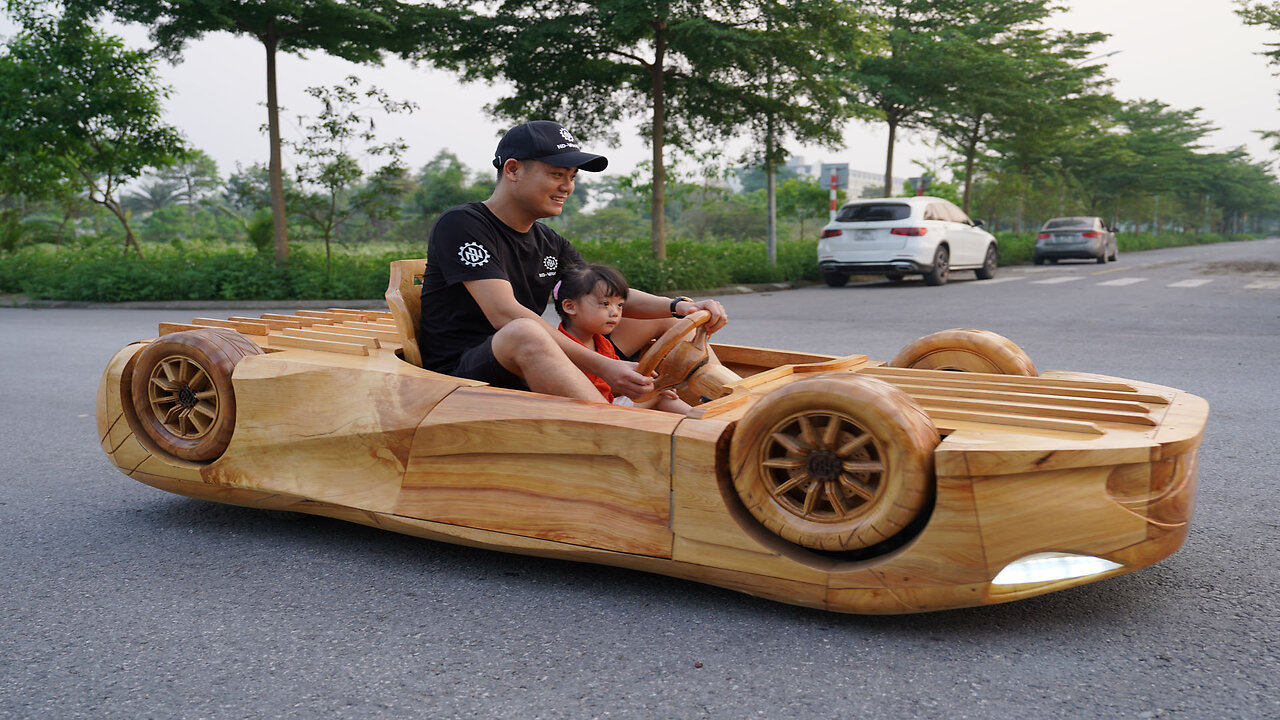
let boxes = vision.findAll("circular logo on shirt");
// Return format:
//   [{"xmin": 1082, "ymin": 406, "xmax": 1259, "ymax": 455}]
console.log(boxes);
[
  {"xmin": 458, "ymin": 242, "xmax": 491, "ymax": 267},
  {"xmin": 543, "ymin": 256, "xmax": 558, "ymax": 272}
]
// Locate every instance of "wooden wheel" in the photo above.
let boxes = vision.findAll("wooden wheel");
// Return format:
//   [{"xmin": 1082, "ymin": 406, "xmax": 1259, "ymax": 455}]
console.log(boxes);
[
  {"xmin": 889, "ymin": 328, "xmax": 1037, "ymax": 376},
  {"xmin": 730, "ymin": 374, "xmax": 938, "ymax": 552},
  {"xmin": 634, "ymin": 310, "xmax": 711, "ymax": 402},
  {"xmin": 130, "ymin": 329, "xmax": 263, "ymax": 461}
]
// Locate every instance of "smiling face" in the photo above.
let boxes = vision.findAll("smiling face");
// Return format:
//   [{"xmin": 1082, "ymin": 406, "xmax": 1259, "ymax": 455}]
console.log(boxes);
[
  {"xmin": 510, "ymin": 159, "xmax": 577, "ymax": 219},
  {"xmin": 564, "ymin": 283, "xmax": 625, "ymax": 340}
]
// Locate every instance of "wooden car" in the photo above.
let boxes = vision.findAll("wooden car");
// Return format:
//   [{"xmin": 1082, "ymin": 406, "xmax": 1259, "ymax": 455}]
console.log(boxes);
[{"xmin": 94, "ymin": 259, "xmax": 1207, "ymax": 614}]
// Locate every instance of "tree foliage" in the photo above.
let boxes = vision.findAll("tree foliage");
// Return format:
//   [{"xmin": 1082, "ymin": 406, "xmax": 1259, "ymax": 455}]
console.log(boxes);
[
  {"xmin": 430, "ymin": 0, "xmax": 857, "ymax": 259},
  {"xmin": 73, "ymin": 0, "xmax": 449, "ymax": 264},
  {"xmin": 0, "ymin": 4, "xmax": 185, "ymax": 257}
]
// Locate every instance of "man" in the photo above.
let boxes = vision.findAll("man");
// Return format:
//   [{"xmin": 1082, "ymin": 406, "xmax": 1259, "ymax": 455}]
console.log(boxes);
[{"xmin": 418, "ymin": 120, "xmax": 727, "ymax": 403}]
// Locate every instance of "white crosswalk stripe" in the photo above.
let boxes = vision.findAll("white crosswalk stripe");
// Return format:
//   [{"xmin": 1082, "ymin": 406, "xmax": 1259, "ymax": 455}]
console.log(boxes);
[
  {"xmin": 1167, "ymin": 279, "xmax": 1213, "ymax": 288},
  {"xmin": 1097, "ymin": 277, "xmax": 1148, "ymax": 287},
  {"xmin": 973, "ymin": 276, "xmax": 1024, "ymax": 284},
  {"xmin": 1030, "ymin": 276, "xmax": 1084, "ymax": 285},
  {"xmin": 1245, "ymin": 279, "xmax": 1280, "ymax": 289}
]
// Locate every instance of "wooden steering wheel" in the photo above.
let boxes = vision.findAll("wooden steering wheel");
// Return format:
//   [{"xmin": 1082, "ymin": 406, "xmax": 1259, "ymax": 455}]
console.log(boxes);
[{"xmin": 633, "ymin": 310, "xmax": 712, "ymax": 403}]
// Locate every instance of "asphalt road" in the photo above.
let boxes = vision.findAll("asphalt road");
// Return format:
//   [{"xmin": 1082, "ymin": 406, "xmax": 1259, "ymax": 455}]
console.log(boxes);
[{"xmin": 2, "ymin": 238, "xmax": 1278, "ymax": 719}]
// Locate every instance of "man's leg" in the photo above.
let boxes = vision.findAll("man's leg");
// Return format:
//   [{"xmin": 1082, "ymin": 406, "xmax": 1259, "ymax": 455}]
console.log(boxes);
[{"xmin": 491, "ymin": 318, "xmax": 605, "ymax": 402}]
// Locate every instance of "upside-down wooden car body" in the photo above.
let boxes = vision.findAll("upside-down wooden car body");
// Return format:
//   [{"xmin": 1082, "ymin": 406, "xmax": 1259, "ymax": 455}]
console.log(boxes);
[{"xmin": 95, "ymin": 260, "xmax": 1207, "ymax": 614}]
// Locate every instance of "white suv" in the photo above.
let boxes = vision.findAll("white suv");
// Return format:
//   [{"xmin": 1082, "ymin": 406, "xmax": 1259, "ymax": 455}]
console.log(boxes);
[{"xmin": 817, "ymin": 196, "xmax": 998, "ymax": 287}]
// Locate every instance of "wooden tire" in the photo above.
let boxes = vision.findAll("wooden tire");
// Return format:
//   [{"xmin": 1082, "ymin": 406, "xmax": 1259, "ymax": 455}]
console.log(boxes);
[
  {"xmin": 129, "ymin": 329, "xmax": 263, "ymax": 461},
  {"xmin": 730, "ymin": 374, "xmax": 938, "ymax": 552},
  {"xmin": 889, "ymin": 328, "xmax": 1037, "ymax": 376}
]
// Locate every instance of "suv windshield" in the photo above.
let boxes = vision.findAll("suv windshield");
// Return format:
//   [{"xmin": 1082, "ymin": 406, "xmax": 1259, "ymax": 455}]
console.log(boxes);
[{"xmin": 836, "ymin": 203, "xmax": 911, "ymax": 223}]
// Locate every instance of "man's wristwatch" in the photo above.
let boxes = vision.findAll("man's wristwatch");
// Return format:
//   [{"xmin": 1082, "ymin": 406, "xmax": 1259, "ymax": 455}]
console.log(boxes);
[{"xmin": 670, "ymin": 296, "xmax": 694, "ymax": 317}]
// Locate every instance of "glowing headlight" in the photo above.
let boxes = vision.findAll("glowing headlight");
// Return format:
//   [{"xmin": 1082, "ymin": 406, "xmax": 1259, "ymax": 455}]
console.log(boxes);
[{"xmin": 992, "ymin": 552, "xmax": 1123, "ymax": 586}]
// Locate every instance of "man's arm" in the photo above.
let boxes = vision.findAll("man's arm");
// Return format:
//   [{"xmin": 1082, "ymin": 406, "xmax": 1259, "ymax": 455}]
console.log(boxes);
[
  {"xmin": 622, "ymin": 289, "xmax": 729, "ymax": 333},
  {"xmin": 464, "ymin": 278, "xmax": 654, "ymax": 398}
]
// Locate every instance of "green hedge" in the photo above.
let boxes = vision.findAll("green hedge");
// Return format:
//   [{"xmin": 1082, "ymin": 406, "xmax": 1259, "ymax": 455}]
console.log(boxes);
[
  {"xmin": 0, "ymin": 231, "xmax": 1257, "ymax": 302},
  {"xmin": 0, "ymin": 238, "xmax": 820, "ymax": 302}
]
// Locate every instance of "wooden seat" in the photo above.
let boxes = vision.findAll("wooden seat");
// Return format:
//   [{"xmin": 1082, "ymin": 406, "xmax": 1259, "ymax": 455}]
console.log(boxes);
[{"xmin": 385, "ymin": 259, "xmax": 428, "ymax": 367}]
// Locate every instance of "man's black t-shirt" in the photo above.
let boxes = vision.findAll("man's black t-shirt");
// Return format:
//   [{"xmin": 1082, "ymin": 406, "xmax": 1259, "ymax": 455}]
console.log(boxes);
[{"xmin": 418, "ymin": 202, "xmax": 583, "ymax": 373}]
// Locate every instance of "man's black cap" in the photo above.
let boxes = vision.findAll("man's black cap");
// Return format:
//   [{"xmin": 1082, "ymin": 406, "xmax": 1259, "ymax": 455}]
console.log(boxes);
[{"xmin": 492, "ymin": 121, "xmax": 608, "ymax": 172}]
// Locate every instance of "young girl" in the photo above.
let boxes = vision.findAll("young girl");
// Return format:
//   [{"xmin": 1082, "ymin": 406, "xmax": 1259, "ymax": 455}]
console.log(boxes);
[{"xmin": 552, "ymin": 264, "xmax": 690, "ymax": 414}]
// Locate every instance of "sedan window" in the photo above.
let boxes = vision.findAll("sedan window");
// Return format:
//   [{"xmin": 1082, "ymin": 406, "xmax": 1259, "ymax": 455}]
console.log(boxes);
[{"xmin": 836, "ymin": 203, "xmax": 911, "ymax": 222}]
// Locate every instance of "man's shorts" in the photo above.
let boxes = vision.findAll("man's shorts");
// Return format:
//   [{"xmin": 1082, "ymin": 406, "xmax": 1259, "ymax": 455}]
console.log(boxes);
[{"xmin": 450, "ymin": 335, "xmax": 529, "ymax": 391}]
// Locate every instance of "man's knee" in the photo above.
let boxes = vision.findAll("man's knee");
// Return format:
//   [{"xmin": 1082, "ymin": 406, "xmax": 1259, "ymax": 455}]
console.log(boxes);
[{"xmin": 492, "ymin": 318, "xmax": 559, "ymax": 363}]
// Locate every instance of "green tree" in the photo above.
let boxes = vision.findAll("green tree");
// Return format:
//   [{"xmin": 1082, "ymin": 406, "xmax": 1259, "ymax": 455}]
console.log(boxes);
[
  {"xmin": 288, "ymin": 76, "xmax": 415, "ymax": 286},
  {"xmin": 157, "ymin": 148, "xmax": 221, "ymax": 220},
  {"xmin": 76, "ymin": 0, "xmax": 447, "ymax": 265},
  {"xmin": 411, "ymin": 150, "xmax": 493, "ymax": 218},
  {"xmin": 0, "ymin": 5, "xmax": 185, "ymax": 258},
  {"xmin": 433, "ymin": 0, "xmax": 856, "ymax": 259}
]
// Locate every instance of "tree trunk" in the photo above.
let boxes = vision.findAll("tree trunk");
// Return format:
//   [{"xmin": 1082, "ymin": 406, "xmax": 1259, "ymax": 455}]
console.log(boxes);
[
  {"xmin": 883, "ymin": 117, "xmax": 898, "ymax": 198},
  {"xmin": 961, "ymin": 119, "xmax": 980, "ymax": 215},
  {"xmin": 263, "ymin": 24, "xmax": 289, "ymax": 266},
  {"xmin": 649, "ymin": 19, "xmax": 668, "ymax": 260},
  {"xmin": 102, "ymin": 196, "xmax": 144, "ymax": 260}
]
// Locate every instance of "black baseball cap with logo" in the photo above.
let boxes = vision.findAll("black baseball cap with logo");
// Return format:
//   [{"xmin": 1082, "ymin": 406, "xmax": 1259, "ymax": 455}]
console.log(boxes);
[{"xmin": 492, "ymin": 121, "xmax": 608, "ymax": 172}]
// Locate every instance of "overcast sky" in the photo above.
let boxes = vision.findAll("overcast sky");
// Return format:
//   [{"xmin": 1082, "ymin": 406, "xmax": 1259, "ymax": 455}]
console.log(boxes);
[{"xmin": 5, "ymin": 0, "xmax": 1279, "ymax": 186}]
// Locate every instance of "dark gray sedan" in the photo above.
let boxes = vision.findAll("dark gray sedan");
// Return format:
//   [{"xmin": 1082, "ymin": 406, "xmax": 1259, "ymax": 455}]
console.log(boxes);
[{"xmin": 1034, "ymin": 216, "xmax": 1118, "ymax": 264}]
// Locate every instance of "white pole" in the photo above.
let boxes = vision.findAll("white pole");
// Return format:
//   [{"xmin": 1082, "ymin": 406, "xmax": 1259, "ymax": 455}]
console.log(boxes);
[{"xmin": 829, "ymin": 171, "xmax": 838, "ymax": 222}]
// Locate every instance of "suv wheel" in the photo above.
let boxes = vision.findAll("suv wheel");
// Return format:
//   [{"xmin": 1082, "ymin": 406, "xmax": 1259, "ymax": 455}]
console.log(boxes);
[{"xmin": 922, "ymin": 246, "xmax": 949, "ymax": 286}]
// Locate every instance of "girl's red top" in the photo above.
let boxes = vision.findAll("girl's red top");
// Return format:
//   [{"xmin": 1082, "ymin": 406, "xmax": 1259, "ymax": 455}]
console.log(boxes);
[{"xmin": 558, "ymin": 324, "xmax": 619, "ymax": 402}]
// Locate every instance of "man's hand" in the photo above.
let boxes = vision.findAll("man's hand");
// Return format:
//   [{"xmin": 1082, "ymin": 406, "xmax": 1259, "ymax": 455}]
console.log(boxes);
[
  {"xmin": 678, "ymin": 298, "xmax": 728, "ymax": 333},
  {"xmin": 598, "ymin": 358, "xmax": 656, "ymax": 400}
]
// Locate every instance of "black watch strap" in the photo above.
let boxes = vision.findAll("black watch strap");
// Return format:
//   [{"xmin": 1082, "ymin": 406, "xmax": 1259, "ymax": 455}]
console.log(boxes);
[{"xmin": 670, "ymin": 296, "xmax": 693, "ymax": 317}]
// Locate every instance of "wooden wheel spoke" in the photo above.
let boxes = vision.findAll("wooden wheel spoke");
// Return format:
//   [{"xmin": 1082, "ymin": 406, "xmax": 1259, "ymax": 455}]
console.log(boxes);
[
  {"xmin": 769, "ymin": 431, "xmax": 809, "ymax": 455},
  {"xmin": 842, "ymin": 460, "xmax": 883, "ymax": 474},
  {"xmin": 192, "ymin": 400, "xmax": 217, "ymax": 420},
  {"xmin": 187, "ymin": 371, "xmax": 211, "ymax": 392},
  {"xmin": 773, "ymin": 472, "xmax": 812, "ymax": 497},
  {"xmin": 820, "ymin": 414, "xmax": 841, "ymax": 449},
  {"xmin": 187, "ymin": 408, "xmax": 211, "ymax": 434},
  {"xmin": 827, "ymin": 483, "xmax": 849, "ymax": 515},
  {"xmin": 797, "ymin": 416, "xmax": 819, "ymax": 449},
  {"xmin": 150, "ymin": 376, "xmax": 180, "ymax": 392},
  {"xmin": 161, "ymin": 404, "xmax": 183, "ymax": 424},
  {"xmin": 193, "ymin": 389, "xmax": 218, "ymax": 401},
  {"xmin": 839, "ymin": 473, "xmax": 877, "ymax": 501},
  {"xmin": 801, "ymin": 481, "xmax": 821, "ymax": 515},
  {"xmin": 763, "ymin": 457, "xmax": 805, "ymax": 471},
  {"xmin": 836, "ymin": 432, "xmax": 873, "ymax": 457}
]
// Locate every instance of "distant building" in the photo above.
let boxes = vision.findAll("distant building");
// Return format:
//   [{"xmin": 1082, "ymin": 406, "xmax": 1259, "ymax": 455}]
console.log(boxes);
[{"xmin": 787, "ymin": 156, "xmax": 905, "ymax": 200}]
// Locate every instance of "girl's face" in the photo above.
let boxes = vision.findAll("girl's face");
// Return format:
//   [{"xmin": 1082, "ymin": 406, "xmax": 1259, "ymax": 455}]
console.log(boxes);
[{"xmin": 566, "ymin": 283, "xmax": 625, "ymax": 336}]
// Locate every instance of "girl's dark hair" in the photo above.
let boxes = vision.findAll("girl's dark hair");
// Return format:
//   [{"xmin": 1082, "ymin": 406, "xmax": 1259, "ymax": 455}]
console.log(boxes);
[{"xmin": 553, "ymin": 263, "xmax": 629, "ymax": 323}]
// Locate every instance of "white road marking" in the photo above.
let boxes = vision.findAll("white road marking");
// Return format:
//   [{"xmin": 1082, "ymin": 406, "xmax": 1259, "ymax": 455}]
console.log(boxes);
[
  {"xmin": 972, "ymin": 276, "xmax": 1024, "ymax": 284},
  {"xmin": 1097, "ymin": 277, "xmax": 1148, "ymax": 287},
  {"xmin": 1030, "ymin": 276, "xmax": 1085, "ymax": 285},
  {"xmin": 1245, "ymin": 279, "xmax": 1280, "ymax": 289},
  {"xmin": 1167, "ymin": 279, "xmax": 1213, "ymax": 288}
]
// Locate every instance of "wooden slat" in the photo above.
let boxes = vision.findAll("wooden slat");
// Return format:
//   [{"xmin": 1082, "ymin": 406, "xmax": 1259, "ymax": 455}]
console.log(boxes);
[
  {"xmin": 295, "ymin": 310, "xmax": 359, "ymax": 321},
  {"xmin": 926, "ymin": 408, "xmax": 1104, "ymax": 435},
  {"xmin": 260, "ymin": 313, "xmax": 328, "ymax": 327},
  {"xmin": 231, "ymin": 315, "xmax": 304, "ymax": 330},
  {"xmin": 861, "ymin": 365, "xmax": 1145, "ymax": 393},
  {"xmin": 190, "ymin": 318, "xmax": 270, "ymax": 336},
  {"xmin": 266, "ymin": 334, "xmax": 369, "ymax": 356},
  {"xmin": 910, "ymin": 393, "xmax": 1157, "ymax": 427},
  {"xmin": 158, "ymin": 322, "xmax": 203, "ymax": 335},
  {"xmin": 883, "ymin": 379, "xmax": 1164, "ymax": 411},
  {"xmin": 281, "ymin": 327, "xmax": 380, "ymax": 348},
  {"xmin": 328, "ymin": 323, "xmax": 401, "ymax": 342}
]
